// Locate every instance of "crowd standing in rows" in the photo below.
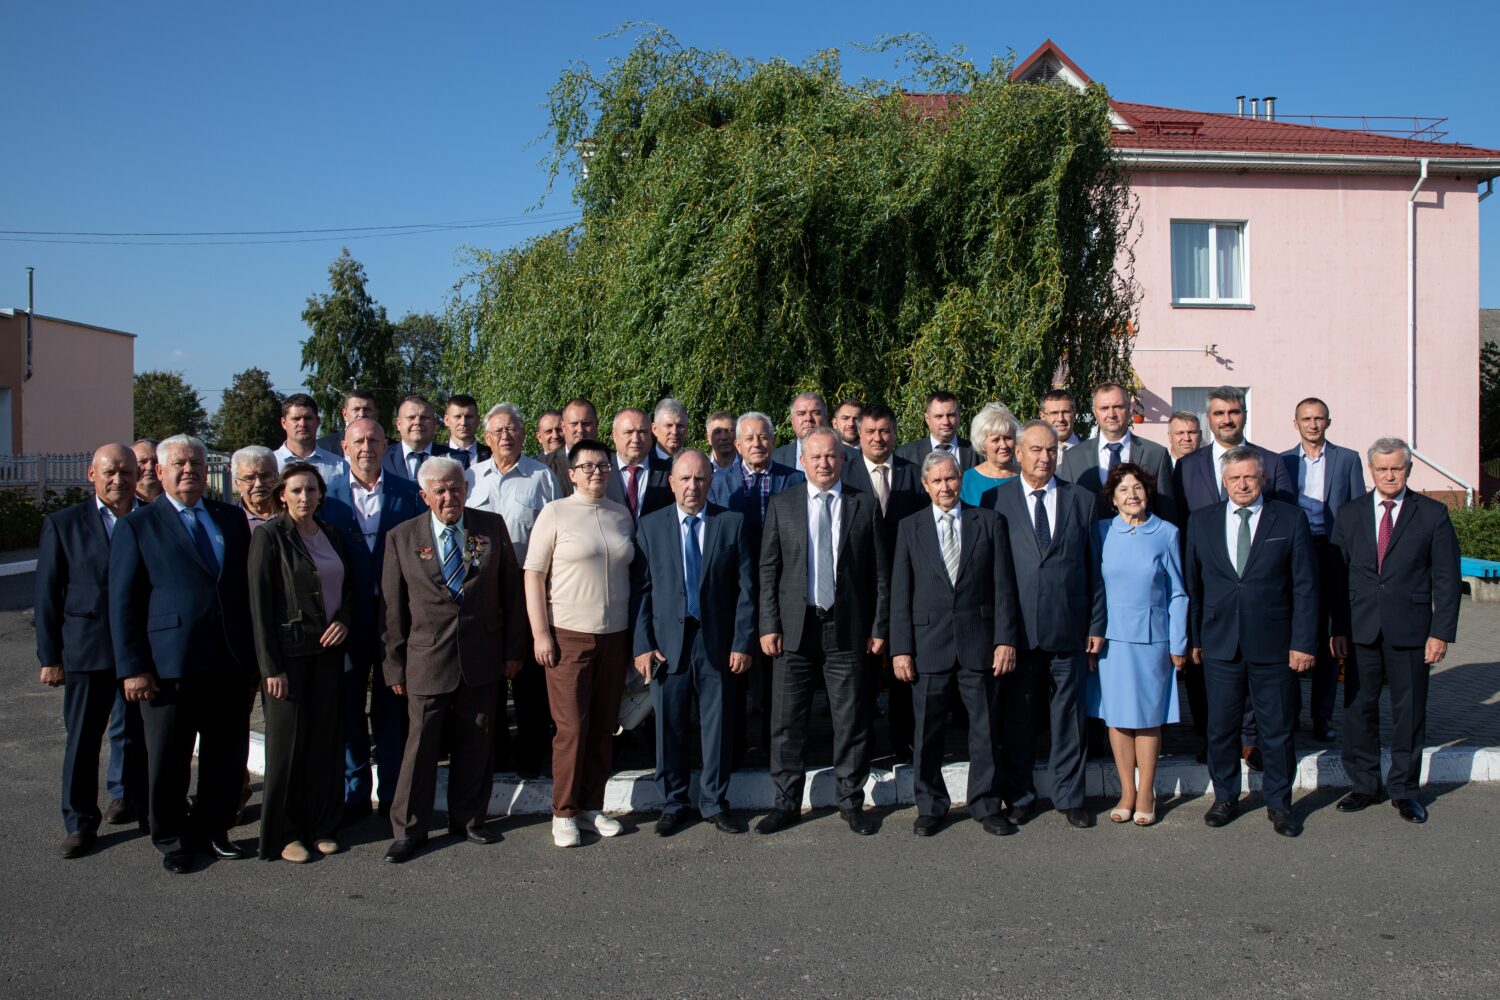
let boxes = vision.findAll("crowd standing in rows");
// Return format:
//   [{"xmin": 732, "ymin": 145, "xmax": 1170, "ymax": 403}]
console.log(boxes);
[{"xmin": 34, "ymin": 382, "xmax": 1460, "ymax": 870}]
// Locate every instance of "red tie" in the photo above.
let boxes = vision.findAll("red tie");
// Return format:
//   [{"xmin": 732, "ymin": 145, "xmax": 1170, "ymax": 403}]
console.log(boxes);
[
  {"xmin": 626, "ymin": 465, "xmax": 642, "ymax": 519},
  {"xmin": 1376, "ymin": 499, "xmax": 1396, "ymax": 572}
]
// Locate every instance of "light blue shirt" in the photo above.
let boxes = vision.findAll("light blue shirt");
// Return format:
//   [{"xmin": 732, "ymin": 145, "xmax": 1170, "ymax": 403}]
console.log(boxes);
[
  {"xmin": 274, "ymin": 443, "xmax": 349, "ymax": 485},
  {"xmin": 430, "ymin": 512, "xmax": 466, "ymax": 561},
  {"xmin": 163, "ymin": 492, "xmax": 225, "ymax": 571},
  {"xmin": 465, "ymin": 454, "xmax": 559, "ymax": 565}
]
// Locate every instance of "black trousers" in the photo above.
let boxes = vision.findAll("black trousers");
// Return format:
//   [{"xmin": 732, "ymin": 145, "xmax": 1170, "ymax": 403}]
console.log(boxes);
[
  {"xmin": 868, "ymin": 651, "xmax": 914, "ymax": 762},
  {"xmin": 1344, "ymin": 637, "xmax": 1429, "ymax": 799},
  {"xmin": 390, "ymin": 681, "xmax": 497, "ymax": 839},
  {"xmin": 999, "ymin": 649, "xmax": 1087, "ymax": 810},
  {"xmin": 490, "ymin": 656, "xmax": 553, "ymax": 776},
  {"xmin": 732, "ymin": 648, "xmax": 774, "ymax": 768},
  {"xmin": 258, "ymin": 653, "xmax": 344, "ymax": 858},
  {"xmin": 770, "ymin": 611, "xmax": 871, "ymax": 811},
  {"xmin": 60, "ymin": 670, "xmax": 145, "ymax": 834},
  {"xmin": 138, "ymin": 669, "xmax": 251, "ymax": 854},
  {"xmin": 912, "ymin": 663, "xmax": 1001, "ymax": 821},
  {"xmin": 1205, "ymin": 655, "xmax": 1296, "ymax": 810},
  {"xmin": 1292, "ymin": 537, "xmax": 1341, "ymax": 729}
]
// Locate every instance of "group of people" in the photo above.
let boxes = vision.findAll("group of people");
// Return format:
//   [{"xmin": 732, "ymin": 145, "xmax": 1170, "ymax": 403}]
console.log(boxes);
[{"xmin": 34, "ymin": 381, "xmax": 1460, "ymax": 871}]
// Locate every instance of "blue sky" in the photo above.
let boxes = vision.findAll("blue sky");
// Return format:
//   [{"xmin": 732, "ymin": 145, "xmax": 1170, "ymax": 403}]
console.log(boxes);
[{"xmin": 6, "ymin": 1, "xmax": 1498, "ymax": 411}]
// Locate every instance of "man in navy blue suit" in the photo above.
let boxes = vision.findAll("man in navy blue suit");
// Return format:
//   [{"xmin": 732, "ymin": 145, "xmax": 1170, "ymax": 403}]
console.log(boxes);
[
  {"xmin": 1185, "ymin": 445, "xmax": 1318, "ymax": 838},
  {"xmin": 381, "ymin": 395, "xmax": 451, "ymax": 483},
  {"xmin": 630, "ymin": 450, "xmax": 756, "ymax": 835},
  {"xmin": 35, "ymin": 443, "xmax": 147, "ymax": 858},
  {"xmin": 1279, "ymin": 396, "xmax": 1367, "ymax": 742},
  {"xmin": 321, "ymin": 417, "xmax": 424, "ymax": 821},
  {"xmin": 110, "ymin": 434, "xmax": 255, "ymax": 873}
]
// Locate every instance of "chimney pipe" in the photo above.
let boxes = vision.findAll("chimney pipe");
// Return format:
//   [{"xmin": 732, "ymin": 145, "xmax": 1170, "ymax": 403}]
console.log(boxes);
[
  {"xmin": 1265, "ymin": 96, "xmax": 1277, "ymax": 121},
  {"xmin": 1250, "ymin": 98, "xmax": 1259, "ymax": 119},
  {"xmin": 25, "ymin": 266, "xmax": 34, "ymax": 382},
  {"xmin": 1236, "ymin": 95, "xmax": 1245, "ymax": 117}
]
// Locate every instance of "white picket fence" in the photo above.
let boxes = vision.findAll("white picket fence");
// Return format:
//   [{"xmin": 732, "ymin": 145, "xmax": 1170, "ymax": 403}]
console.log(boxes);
[{"xmin": 0, "ymin": 451, "xmax": 234, "ymax": 499}]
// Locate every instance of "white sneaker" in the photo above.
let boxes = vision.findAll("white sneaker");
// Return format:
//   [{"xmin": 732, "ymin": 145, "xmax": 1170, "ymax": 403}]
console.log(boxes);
[
  {"xmin": 552, "ymin": 816, "xmax": 581, "ymax": 848},
  {"xmin": 577, "ymin": 810, "xmax": 623, "ymax": 837}
]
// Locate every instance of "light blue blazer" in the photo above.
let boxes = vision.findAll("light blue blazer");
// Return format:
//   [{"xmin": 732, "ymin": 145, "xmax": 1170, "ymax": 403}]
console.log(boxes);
[{"xmin": 1094, "ymin": 514, "xmax": 1188, "ymax": 654}]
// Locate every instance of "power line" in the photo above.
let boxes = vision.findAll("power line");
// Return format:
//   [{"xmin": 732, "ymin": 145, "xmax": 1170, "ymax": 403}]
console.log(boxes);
[{"xmin": 0, "ymin": 213, "xmax": 582, "ymax": 246}]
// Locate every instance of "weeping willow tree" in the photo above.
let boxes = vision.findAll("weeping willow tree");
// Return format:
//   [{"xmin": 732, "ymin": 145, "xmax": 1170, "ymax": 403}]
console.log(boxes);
[{"xmin": 446, "ymin": 30, "xmax": 1137, "ymax": 440}]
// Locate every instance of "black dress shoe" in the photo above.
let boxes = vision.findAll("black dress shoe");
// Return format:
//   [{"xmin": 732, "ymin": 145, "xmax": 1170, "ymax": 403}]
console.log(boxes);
[
  {"xmin": 655, "ymin": 811, "xmax": 686, "ymax": 837},
  {"xmin": 841, "ymin": 808, "xmax": 877, "ymax": 836},
  {"xmin": 1392, "ymin": 798, "xmax": 1428, "ymax": 824},
  {"xmin": 1064, "ymin": 807, "xmax": 1095, "ymax": 829},
  {"xmin": 1196, "ymin": 747, "xmax": 1208, "ymax": 764},
  {"xmin": 1267, "ymin": 808, "xmax": 1300, "ymax": 837},
  {"xmin": 208, "ymin": 836, "xmax": 249, "ymax": 860},
  {"xmin": 913, "ymin": 814, "xmax": 942, "ymax": 837},
  {"xmin": 1204, "ymin": 800, "xmax": 1237, "ymax": 828},
  {"xmin": 103, "ymin": 799, "xmax": 133, "ymax": 825},
  {"xmin": 1336, "ymin": 791, "xmax": 1379, "ymax": 812},
  {"xmin": 1005, "ymin": 801, "xmax": 1036, "ymax": 826},
  {"xmin": 162, "ymin": 850, "xmax": 194, "ymax": 874},
  {"xmin": 980, "ymin": 815, "xmax": 1016, "ymax": 837},
  {"xmin": 754, "ymin": 808, "xmax": 800, "ymax": 835},
  {"xmin": 59, "ymin": 831, "xmax": 96, "ymax": 859},
  {"xmin": 711, "ymin": 812, "xmax": 744, "ymax": 834},
  {"xmin": 383, "ymin": 837, "xmax": 427, "ymax": 863},
  {"xmin": 450, "ymin": 823, "xmax": 498, "ymax": 845},
  {"xmin": 1310, "ymin": 724, "xmax": 1336, "ymax": 743}
]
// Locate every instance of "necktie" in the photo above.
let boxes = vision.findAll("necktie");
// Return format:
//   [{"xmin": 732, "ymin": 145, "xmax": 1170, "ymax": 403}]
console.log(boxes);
[
  {"xmin": 440, "ymin": 526, "xmax": 465, "ymax": 600},
  {"xmin": 626, "ymin": 465, "xmax": 642, "ymax": 519},
  {"xmin": 940, "ymin": 511, "xmax": 960, "ymax": 584},
  {"xmin": 683, "ymin": 515, "xmax": 702, "ymax": 619},
  {"xmin": 873, "ymin": 465, "xmax": 890, "ymax": 515},
  {"xmin": 1105, "ymin": 442, "xmax": 1122, "ymax": 472},
  {"xmin": 409, "ymin": 451, "xmax": 427, "ymax": 479},
  {"xmin": 1031, "ymin": 489, "xmax": 1051, "ymax": 552},
  {"xmin": 815, "ymin": 493, "xmax": 835, "ymax": 609},
  {"xmin": 936, "ymin": 443, "xmax": 952, "ymax": 453},
  {"xmin": 1234, "ymin": 507, "xmax": 1253, "ymax": 577},
  {"xmin": 1376, "ymin": 499, "xmax": 1396, "ymax": 572},
  {"xmin": 184, "ymin": 507, "xmax": 219, "ymax": 573}
]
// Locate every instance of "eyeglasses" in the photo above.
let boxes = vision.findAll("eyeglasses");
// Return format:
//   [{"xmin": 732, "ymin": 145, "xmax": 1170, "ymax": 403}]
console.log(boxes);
[
  {"xmin": 236, "ymin": 473, "xmax": 276, "ymax": 484},
  {"xmin": 571, "ymin": 462, "xmax": 610, "ymax": 475}
]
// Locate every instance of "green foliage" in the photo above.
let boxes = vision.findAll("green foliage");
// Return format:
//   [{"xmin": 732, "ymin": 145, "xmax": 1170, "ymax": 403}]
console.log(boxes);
[
  {"xmin": 390, "ymin": 312, "xmax": 448, "ymax": 408},
  {"xmin": 0, "ymin": 488, "xmax": 87, "ymax": 551},
  {"xmin": 1480, "ymin": 342, "xmax": 1500, "ymax": 461},
  {"xmin": 301, "ymin": 249, "xmax": 396, "ymax": 428},
  {"xmin": 447, "ymin": 29, "xmax": 1137, "ymax": 438},
  {"xmin": 210, "ymin": 367, "xmax": 283, "ymax": 453},
  {"xmin": 1451, "ymin": 500, "xmax": 1500, "ymax": 561},
  {"xmin": 134, "ymin": 370, "xmax": 208, "ymax": 442}
]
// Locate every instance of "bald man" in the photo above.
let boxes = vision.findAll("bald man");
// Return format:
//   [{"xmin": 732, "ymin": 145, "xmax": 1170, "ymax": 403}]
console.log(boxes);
[{"xmin": 35, "ymin": 444, "xmax": 149, "ymax": 858}]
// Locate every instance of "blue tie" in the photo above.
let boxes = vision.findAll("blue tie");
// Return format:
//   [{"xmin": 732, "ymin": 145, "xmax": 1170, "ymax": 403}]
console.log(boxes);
[
  {"xmin": 683, "ymin": 515, "xmax": 702, "ymax": 619},
  {"xmin": 1105, "ymin": 442, "xmax": 1122, "ymax": 472},
  {"xmin": 1031, "ymin": 489, "xmax": 1051, "ymax": 552},
  {"xmin": 184, "ymin": 507, "xmax": 219, "ymax": 574},
  {"xmin": 440, "ymin": 526, "xmax": 464, "ymax": 601}
]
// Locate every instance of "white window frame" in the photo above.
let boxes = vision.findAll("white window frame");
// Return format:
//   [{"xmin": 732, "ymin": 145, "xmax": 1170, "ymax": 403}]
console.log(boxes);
[{"xmin": 1170, "ymin": 219, "xmax": 1251, "ymax": 307}]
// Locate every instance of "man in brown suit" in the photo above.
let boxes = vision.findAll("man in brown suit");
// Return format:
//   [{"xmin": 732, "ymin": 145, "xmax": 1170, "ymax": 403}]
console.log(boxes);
[{"xmin": 381, "ymin": 457, "xmax": 526, "ymax": 863}]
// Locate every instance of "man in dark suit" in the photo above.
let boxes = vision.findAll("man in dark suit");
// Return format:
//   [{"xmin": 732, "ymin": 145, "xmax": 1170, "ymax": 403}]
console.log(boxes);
[
  {"xmin": 316, "ymin": 387, "xmax": 379, "ymax": 455},
  {"xmin": 831, "ymin": 398, "xmax": 863, "ymax": 449},
  {"xmin": 771, "ymin": 391, "xmax": 859, "ymax": 468},
  {"xmin": 890, "ymin": 450, "xmax": 1021, "ymax": 837},
  {"xmin": 895, "ymin": 391, "xmax": 978, "ymax": 470},
  {"xmin": 535, "ymin": 408, "xmax": 566, "ymax": 458},
  {"xmin": 843, "ymin": 403, "xmax": 928, "ymax": 763},
  {"xmin": 381, "ymin": 395, "xmax": 452, "ymax": 483},
  {"xmin": 756, "ymin": 427, "xmax": 889, "ymax": 836},
  {"xmin": 1059, "ymin": 382, "xmax": 1177, "ymax": 522},
  {"xmin": 651, "ymin": 397, "xmax": 690, "ymax": 462},
  {"xmin": 380, "ymin": 457, "xmax": 527, "ymax": 863},
  {"xmin": 109, "ymin": 434, "xmax": 256, "ymax": 874},
  {"xmin": 605, "ymin": 407, "xmax": 673, "ymax": 522},
  {"xmin": 35, "ymin": 444, "xmax": 147, "ymax": 857},
  {"xmin": 442, "ymin": 393, "xmax": 491, "ymax": 470},
  {"xmin": 321, "ymin": 417, "xmax": 425, "ymax": 821},
  {"xmin": 630, "ymin": 450, "xmax": 756, "ymax": 835},
  {"xmin": 985, "ymin": 421, "xmax": 1106, "ymax": 829},
  {"xmin": 1185, "ymin": 445, "xmax": 1318, "ymax": 838},
  {"xmin": 1279, "ymin": 396, "xmax": 1366, "ymax": 742},
  {"xmin": 541, "ymin": 397, "xmax": 601, "ymax": 498},
  {"xmin": 1330, "ymin": 438, "xmax": 1460, "ymax": 824}
]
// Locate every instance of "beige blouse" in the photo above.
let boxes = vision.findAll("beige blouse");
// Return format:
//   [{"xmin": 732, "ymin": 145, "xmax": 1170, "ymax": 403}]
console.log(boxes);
[{"xmin": 523, "ymin": 492, "xmax": 635, "ymax": 634}]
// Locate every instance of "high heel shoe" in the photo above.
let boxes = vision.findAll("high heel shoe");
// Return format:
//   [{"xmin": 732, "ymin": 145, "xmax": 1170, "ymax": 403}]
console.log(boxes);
[
  {"xmin": 1133, "ymin": 809, "xmax": 1157, "ymax": 827},
  {"xmin": 1109, "ymin": 804, "xmax": 1134, "ymax": 824}
]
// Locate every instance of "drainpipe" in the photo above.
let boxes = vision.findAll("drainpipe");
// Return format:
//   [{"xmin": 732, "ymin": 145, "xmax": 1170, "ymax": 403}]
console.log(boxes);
[{"xmin": 24, "ymin": 267, "xmax": 34, "ymax": 381}]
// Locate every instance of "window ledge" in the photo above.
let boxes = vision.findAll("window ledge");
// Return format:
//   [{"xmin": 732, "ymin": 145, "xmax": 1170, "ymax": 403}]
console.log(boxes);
[{"xmin": 1170, "ymin": 302, "xmax": 1255, "ymax": 310}]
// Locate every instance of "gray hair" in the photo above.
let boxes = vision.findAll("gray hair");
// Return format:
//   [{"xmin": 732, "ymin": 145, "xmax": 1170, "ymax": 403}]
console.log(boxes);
[
  {"xmin": 735, "ymin": 411, "xmax": 774, "ymax": 439},
  {"xmin": 970, "ymin": 402, "xmax": 1021, "ymax": 446},
  {"xmin": 483, "ymin": 402, "xmax": 525, "ymax": 430},
  {"xmin": 1206, "ymin": 385, "xmax": 1247, "ymax": 410},
  {"xmin": 416, "ymin": 455, "xmax": 466, "ymax": 488},
  {"xmin": 670, "ymin": 448, "xmax": 711, "ymax": 473},
  {"xmin": 158, "ymin": 434, "xmax": 207, "ymax": 464},
  {"xmin": 1017, "ymin": 419, "xmax": 1059, "ymax": 446},
  {"xmin": 654, "ymin": 397, "xmax": 688, "ymax": 422},
  {"xmin": 1219, "ymin": 445, "xmax": 1264, "ymax": 474},
  {"xmin": 1367, "ymin": 437, "xmax": 1413, "ymax": 468},
  {"xmin": 231, "ymin": 445, "xmax": 276, "ymax": 474},
  {"xmin": 1168, "ymin": 410, "xmax": 1201, "ymax": 427},
  {"xmin": 921, "ymin": 449, "xmax": 962, "ymax": 480}
]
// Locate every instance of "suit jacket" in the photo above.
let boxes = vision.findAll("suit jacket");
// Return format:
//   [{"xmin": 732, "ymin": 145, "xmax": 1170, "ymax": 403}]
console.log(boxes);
[
  {"xmin": 603, "ymin": 451, "xmax": 673, "ymax": 519},
  {"xmin": 1173, "ymin": 441, "xmax": 1295, "ymax": 519},
  {"xmin": 1185, "ymin": 498, "xmax": 1319, "ymax": 662},
  {"xmin": 889, "ymin": 505, "xmax": 1020, "ymax": 672},
  {"xmin": 840, "ymin": 454, "xmax": 930, "ymax": 554},
  {"xmin": 758, "ymin": 484, "xmax": 889, "ymax": 652},
  {"xmin": 707, "ymin": 459, "xmax": 805, "ymax": 560},
  {"xmin": 380, "ymin": 508, "xmax": 527, "ymax": 697},
  {"xmin": 109, "ymin": 496, "xmax": 254, "ymax": 681},
  {"xmin": 445, "ymin": 442, "xmax": 493, "ymax": 470},
  {"xmin": 541, "ymin": 447, "xmax": 574, "ymax": 497},
  {"xmin": 321, "ymin": 473, "xmax": 425, "ymax": 664},
  {"xmin": 985, "ymin": 477, "xmax": 1107, "ymax": 652},
  {"xmin": 894, "ymin": 436, "xmax": 979, "ymax": 471},
  {"xmin": 629, "ymin": 503, "xmax": 756, "ymax": 673},
  {"xmin": 1329, "ymin": 490, "xmax": 1461, "ymax": 646},
  {"xmin": 771, "ymin": 440, "xmax": 859, "ymax": 470},
  {"xmin": 246, "ymin": 514, "xmax": 356, "ymax": 678},
  {"xmin": 316, "ymin": 431, "xmax": 344, "ymax": 456},
  {"xmin": 1279, "ymin": 441, "xmax": 1366, "ymax": 532},
  {"xmin": 1059, "ymin": 433, "xmax": 1178, "ymax": 523},
  {"xmin": 380, "ymin": 441, "xmax": 453, "ymax": 483},
  {"xmin": 35, "ymin": 499, "xmax": 122, "ymax": 672}
]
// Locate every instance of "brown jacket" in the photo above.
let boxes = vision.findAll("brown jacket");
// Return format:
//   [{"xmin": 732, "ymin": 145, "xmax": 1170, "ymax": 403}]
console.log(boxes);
[{"xmin": 380, "ymin": 508, "xmax": 526, "ymax": 696}]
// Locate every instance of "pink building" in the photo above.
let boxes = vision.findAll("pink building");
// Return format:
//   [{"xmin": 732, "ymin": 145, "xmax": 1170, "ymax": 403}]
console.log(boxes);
[
  {"xmin": 1011, "ymin": 42, "xmax": 1500, "ymax": 501},
  {"xmin": 0, "ymin": 308, "xmax": 136, "ymax": 455}
]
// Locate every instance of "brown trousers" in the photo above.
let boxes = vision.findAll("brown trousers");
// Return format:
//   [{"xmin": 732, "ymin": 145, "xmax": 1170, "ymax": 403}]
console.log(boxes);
[
  {"xmin": 545, "ymin": 628, "xmax": 629, "ymax": 816},
  {"xmin": 389, "ymin": 680, "xmax": 497, "ymax": 839}
]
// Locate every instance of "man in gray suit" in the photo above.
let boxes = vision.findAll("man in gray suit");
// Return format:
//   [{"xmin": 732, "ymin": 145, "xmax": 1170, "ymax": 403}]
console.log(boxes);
[
  {"xmin": 771, "ymin": 392, "xmax": 859, "ymax": 469},
  {"xmin": 1059, "ymin": 382, "xmax": 1177, "ymax": 522},
  {"xmin": 985, "ymin": 421, "xmax": 1106, "ymax": 829}
]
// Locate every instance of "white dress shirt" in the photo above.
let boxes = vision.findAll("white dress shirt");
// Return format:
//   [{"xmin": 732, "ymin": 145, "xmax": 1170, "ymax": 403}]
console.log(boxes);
[
  {"xmin": 932, "ymin": 502, "xmax": 962, "ymax": 557},
  {"xmin": 1021, "ymin": 476, "xmax": 1058, "ymax": 532},
  {"xmin": 862, "ymin": 453, "xmax": 893, "ymax": 512},
  {"xmin": 1225, "ymin": 493, "xmax": 1265, "ymax": 563},
  {"xmin": 928, "ymin": 435, "xmax": 958, "ymax": 453},
  {"xmin": 1298, "ymin": 444, "xmax": 1327, "ymax": 502},
  {"xmin": 805, "ymin": 480, "xmax": 844, "ymax": 601},
  {"xmin": 449, "ymin": 440, "xmax": 481, "ymax": 467},
  {"xmin": 349, "ymin": 475, "xmax": 384, "ymax": 551},
  {"xmin": 1097, "ymin": 430, "xmax": 1133, "ymax": 467},
  {"xmin": 676, "ymin": 503, "xmax": 707, "ymax": 593},
  {"xmin": 402, "ymin": 441, "xmax": 437, "ymax": 478},
  {"xmin": 614, "ymin": 453, "xmax": 650, "ymax": 519},
  {"xmin": 275, "ymin": 442, "xmax": 348, "ymax": 484},
  {"xmin": 1374, "ymin": 488, "xmax": 1408, "ymax": 532},
  {"xmin": 465, "ymin": 454, "xmax": 560, "ymax": 565},
  {"xmin": 95, "ymin": 496, "xmax": 136, "ymax": 539}
]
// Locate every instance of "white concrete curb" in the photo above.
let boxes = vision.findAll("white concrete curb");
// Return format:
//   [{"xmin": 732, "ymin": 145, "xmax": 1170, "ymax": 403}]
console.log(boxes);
[
  {"xmin": 0, "ymin": 559, "xmax": 38, "ymax": 577},
  {"xmin": 245, "ymin": 733, "xmax": 1500, "ymax": 815}
]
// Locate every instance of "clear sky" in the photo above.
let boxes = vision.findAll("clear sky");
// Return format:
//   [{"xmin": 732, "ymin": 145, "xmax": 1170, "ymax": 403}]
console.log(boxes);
[{"xmin": 6, "ymin": 1, "xmax": 1498, "ymax": 412}]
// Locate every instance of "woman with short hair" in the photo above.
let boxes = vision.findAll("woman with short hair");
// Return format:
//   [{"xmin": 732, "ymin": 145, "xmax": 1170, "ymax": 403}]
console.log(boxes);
[{"xmin": 960, "ymin": 402, "xmax": 1022, "ymax": 506}]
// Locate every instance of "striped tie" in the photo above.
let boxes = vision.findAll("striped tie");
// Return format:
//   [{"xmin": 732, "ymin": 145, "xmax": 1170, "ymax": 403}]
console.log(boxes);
[
  {"xmin": 440, "ymin": 526, "xmax": 464, "ymax": 600},
  {"xmin": 940, "ymin": 511, "xmax": 960, "ymax": 584}
]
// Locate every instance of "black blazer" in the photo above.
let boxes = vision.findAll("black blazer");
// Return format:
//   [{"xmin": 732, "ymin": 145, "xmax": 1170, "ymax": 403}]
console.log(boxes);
[
  {"xmin": 35, "ymin": 499, "xmax": 124, "ymax": 673},
  {"xmin": 1329, "ymin": 490, "xmax": 1461, "ymax": 646},
  {"xmin": 758, "ymin": 484, "xmax": 889, "ymax": 653},
  {"xmin": 1058, "ymin": 433, "xmax": 1178, "ymax": 523},
  {"xmin": 1174, "ymin": 441, "xmax": 1296, "ymax": 519},
  {"xmin": 1185, "ymin": 498, "xmax": 1319, "ymax": 662},
  {"xmin": 895, "ymin": 436, "xmax": 979, "ymax": 471},
  {"xmin": 985, "ymin": 477, "xmax": 1107, "ymax": 652},
  {"xmin": 840, "ymin": 454, "xmax": 930, "ymax": 555},
  {"xmin": 247, "ymin": 515, "xmax": 356, "ymax": 678},
  {"xmin": 604, "ymin": 450, "xmax": 673, "ymax": 519},
  {"xmin": 889, "ymin": 505, "xmax": 1020, "ymax": 672},
  {"xmin": 380, "ymin": 441, "xmax": 453, "ymax": 483}
]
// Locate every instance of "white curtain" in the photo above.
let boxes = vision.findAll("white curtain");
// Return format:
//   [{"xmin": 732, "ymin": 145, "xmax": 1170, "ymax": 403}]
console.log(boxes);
[
  {"xmin": 1215, "ymin": 224, "xmax": 1243, "ymax": 300},
  {"xmin": 1171, "ymin": 222, "xmax": 1210, "ymax": 300}
]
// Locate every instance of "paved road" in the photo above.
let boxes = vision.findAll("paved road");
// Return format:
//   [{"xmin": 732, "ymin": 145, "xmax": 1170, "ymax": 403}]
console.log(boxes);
[{"xmin": 3, "ymin": 613, "xmax": 1499, "ymax": 997}]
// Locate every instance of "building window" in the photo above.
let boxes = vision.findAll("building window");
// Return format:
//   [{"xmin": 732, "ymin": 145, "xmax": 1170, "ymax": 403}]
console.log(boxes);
[
  {"xmin": 1171, "ymin": 221, "xmax": 1248, "ymax": 305},
  {"xmin": 1172, "ymin": 386, "xmax": 1251, "ymax": 441}
]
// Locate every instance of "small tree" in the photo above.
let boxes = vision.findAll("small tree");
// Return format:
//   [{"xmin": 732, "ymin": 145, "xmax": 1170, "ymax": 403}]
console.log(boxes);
[
  {"xmin": 301, "ymin": 249, "xmax": 397, "ymax": 425},
  {"xmin": 210, "ymin": 367, "xmax": 283, "ymax": 453},
  {"xmin": 134, "ymin": 370, "xmax": 208, "ymax": 442},
  {"xmin": 390, "ymin": 311, "xmax": 448, "ymax": 407}
]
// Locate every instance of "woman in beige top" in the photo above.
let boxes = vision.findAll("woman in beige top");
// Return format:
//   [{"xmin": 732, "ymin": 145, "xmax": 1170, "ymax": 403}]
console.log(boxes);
[{"xmin": 524, "ymin": 438, "xmax": 637, "ymax": 848}]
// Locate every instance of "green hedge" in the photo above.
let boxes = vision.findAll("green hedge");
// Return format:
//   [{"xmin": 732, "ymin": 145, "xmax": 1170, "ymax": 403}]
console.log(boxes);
[
  {"xmin": 1451, "ymin": 502, "xmax": 1500, "ymax": 562},
  {"xmin": 0, "ymin": 488, "xmax": 88, "ymax": 551}
]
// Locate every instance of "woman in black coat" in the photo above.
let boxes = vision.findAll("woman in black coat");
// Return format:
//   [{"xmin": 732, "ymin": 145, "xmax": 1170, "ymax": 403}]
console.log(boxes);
[{"xmin": 248, "ymin": 462, "xmax": 354, "ymax": 862}]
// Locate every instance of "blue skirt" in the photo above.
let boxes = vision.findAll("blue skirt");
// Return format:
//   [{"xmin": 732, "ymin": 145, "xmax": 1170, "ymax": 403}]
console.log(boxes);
[{"xmin": 1085, "ymin": 639, "xmax": 1181, "ymax": 729}]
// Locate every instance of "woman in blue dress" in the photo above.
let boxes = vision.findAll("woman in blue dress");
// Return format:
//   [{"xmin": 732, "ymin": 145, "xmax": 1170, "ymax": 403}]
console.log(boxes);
[
  {"xmin": 959, "ymin": 402, "xmax": 1021, "ymax": 507},
  {"xmin": 1086, "ymin": 462, "xmax": 1187, "ymax": 827}
]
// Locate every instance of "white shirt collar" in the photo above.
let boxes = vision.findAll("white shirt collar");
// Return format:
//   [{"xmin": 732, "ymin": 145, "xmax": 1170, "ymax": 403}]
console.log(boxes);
[
  {"xmin": 931, "ymin": 503, "xmax": 961, "ymax": 526},
  {"xmin": 1231, "ymin": 493, "xmax": 1265, "ymax": 515},
  {"xmin": 163, "ymin": 492, "xmax": 204, "ymax": 514},
  {"xmin": 1020, "ymin": 476, "xmax": 1057, "ymax": 496},
  {"xmin": 806, "ymin": 480, "xmax": 844, "ymax": 499},
  {"xmin": 402, "ymin": 441, "xmax": 434, "ymax": 460}
]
